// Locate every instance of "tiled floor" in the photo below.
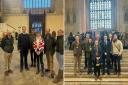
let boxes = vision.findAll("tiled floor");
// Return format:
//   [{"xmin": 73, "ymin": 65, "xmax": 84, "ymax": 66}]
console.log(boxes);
[{"xmin": 0, "ymin": 41, "xmax": 63, "ymax": 85}]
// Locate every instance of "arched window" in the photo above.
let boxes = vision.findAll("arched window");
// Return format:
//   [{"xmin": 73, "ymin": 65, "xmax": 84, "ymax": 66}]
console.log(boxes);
[
  {"xmin": 89, "ymin": 0, "xmax": 113, "ymax": 30},
  {"xmin": 24, "ymin": 0, "xmax": 52, "ymax": 9}
]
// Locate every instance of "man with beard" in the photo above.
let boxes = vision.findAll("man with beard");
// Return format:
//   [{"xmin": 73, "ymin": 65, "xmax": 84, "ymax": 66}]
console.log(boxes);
[
  {"xmin": 44, "ymin": 29, "xmax": 52, "ymax": 72},
  {"xmin": 112, "ymin": 34, "xmax": 123, "ymax": 75}
]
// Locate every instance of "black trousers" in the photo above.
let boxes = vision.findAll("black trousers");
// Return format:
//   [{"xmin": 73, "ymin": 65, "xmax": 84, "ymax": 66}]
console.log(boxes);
[
  {"xmin": 20, "ymin": 50, "xmax": 29, "ymax": 70},
  {"xmin": 35, "ymin": 53, "xmax": 44, "ymax": 72},
  {"xmin": 102, "ymin": 54, "xmax": 111, "ymax": 74},
  {"xmin": 113, "ymin": 54, "xmax": 121, "ymax": 73},
  {"xmin": 84, "ymin": 53, "xmax": 87, "ymax": 68},
  {"xmin": 69, "ymin": 42, "xmax": 72, "ymax": 50},
  {"xmin": 94, "ymin": 66, "xmax": 100, "ymax": 77},
  {"xmin": 87, "ymin": 55, "xmax": 92, "ymax": 73},
  {"xmin": 30, "ymin": 49, "xmax": 36, "ymax": 65},
  {"xmin": 110, "ymin": 53, "xmax": 114, "ymax": 69}
]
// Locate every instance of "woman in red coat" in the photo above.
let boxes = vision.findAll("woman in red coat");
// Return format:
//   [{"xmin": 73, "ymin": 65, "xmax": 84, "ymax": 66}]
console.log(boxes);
[{"xmin": 33, "ymin": 32, "xmax": 44, "ymax": 76}]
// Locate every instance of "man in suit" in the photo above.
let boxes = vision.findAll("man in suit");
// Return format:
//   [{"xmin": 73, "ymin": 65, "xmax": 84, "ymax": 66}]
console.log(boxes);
[
  {"xmin": 18, "ymin": 26, "xmax": 30, "ymax": 72},
  {"xmin": 108, "ymin": 33, "xmax": 113, "ymax": 69},
  {"xmin": 101, "ymin": 35, "xmax": 111, "ymax": 75}
]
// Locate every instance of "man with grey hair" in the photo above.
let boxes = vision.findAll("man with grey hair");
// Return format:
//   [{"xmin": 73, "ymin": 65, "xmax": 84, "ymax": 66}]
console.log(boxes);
[
  {"xmin": 1, "ymin": 31, "xmax": 14, "ymax": 76},
  {"xmin": 18, "ymin": 26, "xmax": 30, "ymax": 72}
]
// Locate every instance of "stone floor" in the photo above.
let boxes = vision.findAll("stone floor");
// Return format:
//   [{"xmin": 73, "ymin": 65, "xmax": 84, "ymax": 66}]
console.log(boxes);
[{"xmin": 0, "ymin": 41, "xmax": 63, "ymax": 85}]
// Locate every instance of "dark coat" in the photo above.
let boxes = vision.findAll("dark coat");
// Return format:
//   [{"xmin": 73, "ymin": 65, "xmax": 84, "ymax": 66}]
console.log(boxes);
[
  {"xmin": 1, "ymin": 35, "xmax": 14, "ymax": 53},
  {"xmin": 101, "ymin": 40, "xmax": 112, "ymax": 56},
  {"xmin": 44, "ymin": 33, "xmax": 52, "ymax": 53},
  {"xmin": 83, "ymin": 42, "xmax": 94, "ymax": 58},
  {"xmin": 93, "ymin": 44, "xmax": 102, "ymax": 61},
  {"xmin": 72, "ymin": 41, "xmax": 82, "ymax": 57},
  {"xmin": 68, "ymin": 35, "xmax": 75, "ymax": 43},
  {"xmin": 50, "ymin": 36, "xmax": 56, "ymax": 56},
  {"xmin": 29, "ymin": 34, "xmax": 35, "ymax": 49},
  {"xmin": 56, "ymin": 35, "xmax": 64, "ymax": 55},
  {"xmin": 18, "ymin": 33, "xmax": 30, "ymax": 51}
]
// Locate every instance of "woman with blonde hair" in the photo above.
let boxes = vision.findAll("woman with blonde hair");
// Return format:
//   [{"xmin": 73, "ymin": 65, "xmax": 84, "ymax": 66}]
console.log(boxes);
[{"xmin": 53, "ymin": 29, "xmax": 64, "ymax": 83}]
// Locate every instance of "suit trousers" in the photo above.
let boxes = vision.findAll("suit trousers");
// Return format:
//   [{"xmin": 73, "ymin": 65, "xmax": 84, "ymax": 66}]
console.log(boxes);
[{"xmin": 20, "ymin": 50, "xmax": 28, "ymax": 70}]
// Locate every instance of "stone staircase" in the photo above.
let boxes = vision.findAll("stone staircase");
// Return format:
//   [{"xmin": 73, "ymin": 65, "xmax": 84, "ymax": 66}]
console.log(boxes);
[{"xmin": 64, "ymin": 50, "xmax": 128, "ymax": 85}]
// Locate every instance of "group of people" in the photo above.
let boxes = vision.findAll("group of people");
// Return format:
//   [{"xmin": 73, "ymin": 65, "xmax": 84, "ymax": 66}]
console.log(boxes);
[
  {"xmin": 0, "ymin": 26, "xmax": 64, "ymax": 83},
  {"xmin": 68, "ymin": 32, "xmax": 123, "ymax": 80}
]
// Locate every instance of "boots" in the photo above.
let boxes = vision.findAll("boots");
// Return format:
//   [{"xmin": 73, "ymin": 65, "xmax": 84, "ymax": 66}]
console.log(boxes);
[
  {"xmin": 49, "ymin": 70, "xmax": 55, "ymax": 78},
  {"xmin": 41, "ymin": 64, "xmax": 44, "ymax": 77},
  {"xmin": 53, "ymin": 69, "xmax": 63, "ymax": 83}
]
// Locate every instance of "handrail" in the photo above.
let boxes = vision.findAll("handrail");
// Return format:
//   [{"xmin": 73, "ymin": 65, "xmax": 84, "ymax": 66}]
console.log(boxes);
[{"xmin": 6, "ymin": 24, "xmax": 17, "ymax": 30}]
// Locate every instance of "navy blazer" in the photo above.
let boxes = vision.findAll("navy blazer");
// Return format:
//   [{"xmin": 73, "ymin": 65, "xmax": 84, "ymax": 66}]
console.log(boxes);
[
  {"xmin": 101, "ymin": 40, "xmax": 112, "ymax": 55},
  {"xmin": 18, "ymin": 33, "xmax": 30, "ymax": 51}
]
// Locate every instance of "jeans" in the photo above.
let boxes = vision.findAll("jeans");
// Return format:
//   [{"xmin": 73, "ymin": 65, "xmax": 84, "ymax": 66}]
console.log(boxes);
[
  {"xmin": 56, "ymin": 52, "xmax": 64, "ymax": 70},
  {"xmin": 113, "ymin": 54, "xmax": 121, "ymax": 73}
]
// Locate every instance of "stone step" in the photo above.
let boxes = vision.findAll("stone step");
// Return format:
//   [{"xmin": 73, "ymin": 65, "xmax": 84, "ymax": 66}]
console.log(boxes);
[
  {"xmin": 64, "ymin": 78, "xmax": 128, "ymax": 82},
  {"xmin": 64, "ymin": 50, "xmax": 128, "ymax": 85},
  {"xmin": 64, "ymin": 72, "xmax": 128, "ymax": 78},
  {"xmin": 64, "ymin": 59, "xmax": 128, "ymax": 63},
  {"xmin": 64, "ymin": 67, "xmax": 128, "ymax": 72},
  {"xmin": 64, "ymin": 52, "xmax": 128, "ymax": 56},
  {"xmin": 64, "ymin": 63, "xmax": 128, "ymax": 67},
  {"xmin": 65, "ymin": 53, "xmax": 128, "ymax": 58},
  {"xmin": 64, "ymin": 51, "xmax": 128, "ymax": 54},
  {"xmin": 64, "ymin": 81, "xmax": 128, "ymax": 85},
  {"xmin": 65, "ymin": 50, "xmax": 128, "ymax": 52}
]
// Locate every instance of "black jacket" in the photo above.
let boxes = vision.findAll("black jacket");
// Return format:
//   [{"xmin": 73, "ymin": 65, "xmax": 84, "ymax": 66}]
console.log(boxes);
[
  {"xmin": 50, "ymin": 36, "xmax": 56, "ymax": 56},
  {"xmin": 44, "ymin": 33, "xmax": 52, "ymax": 53},
  {"xmin": 29, "ymin": 34, "xmax": 35, "ymax": 49},
  {"xmin": 56, "ymin": 35, "xmax": 64, "ymax": 55},
  {"xmin": 18, "ymin": 33, "xmax": 30, "ymax": 51}
]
